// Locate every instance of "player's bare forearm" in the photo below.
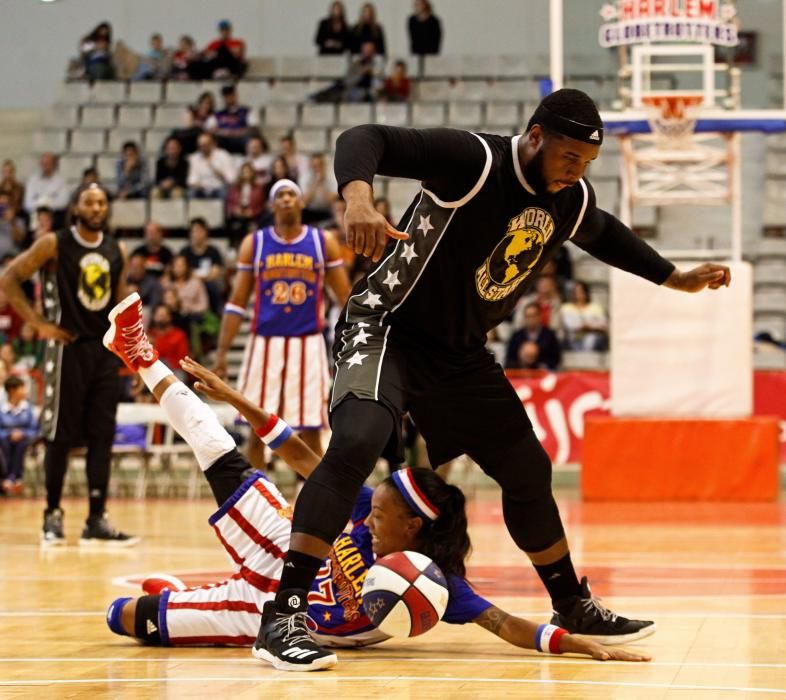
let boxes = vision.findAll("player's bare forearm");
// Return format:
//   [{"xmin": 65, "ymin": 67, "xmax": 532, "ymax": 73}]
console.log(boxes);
[
  {"xmin": 0, "ymin": 234, "xmax": 57, "ymax": 325},
  {"xmin": 474, "ymin": 606, "xmax": 538, "ymax": 649}
]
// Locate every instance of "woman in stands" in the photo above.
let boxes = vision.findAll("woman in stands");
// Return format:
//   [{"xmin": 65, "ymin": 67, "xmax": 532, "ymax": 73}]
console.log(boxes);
[{"xmin": 104, "ymin": 293, "xmax": 650, "ymax": 670}]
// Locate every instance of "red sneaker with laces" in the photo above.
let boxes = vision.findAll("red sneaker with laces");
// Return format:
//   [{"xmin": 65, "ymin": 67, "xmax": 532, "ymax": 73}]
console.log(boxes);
[
  {"xmin": 142, "ymin": 573, "xmax": 187, "ymax": 595},
  {"xmin": 103, "ymin": 292, "xmax": 159, "ymax": 371}
]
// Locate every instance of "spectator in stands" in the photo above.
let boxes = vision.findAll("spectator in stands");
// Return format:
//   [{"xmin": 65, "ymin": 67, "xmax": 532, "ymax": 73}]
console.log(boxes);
[
  {"xmin": 559, "ymin": 280, "xmax": 608, "ymax": 352},
  {"xmin": 506, "ymin": 302, "xmax": 561, "ymax": 371},
  {"xmin": 175, "ymin": 91, "xmax": 216, "ymax": 154},
  {"xmin": 408, "ymin": 0, "xmax": 442, "ymax": 57},
  {"xmin": 188, "ymin": 133, "xmax": 236, "ymax": 199},
  {"xmin": 0, "ymin": 195, "xmax": 26, "ymax": 258},
  {"xmin": 147, "ymin": 303, "xmax": 190, "ymax": 376},
  {"xmin": 34, "ymin": 206, "xmax": 54, "ymax": 242},
  {"xmin": 126, "ymin": 252, "xmax": 163, "ymax": 309},
  {"xmin": 226, "ymin": 163, "xmax": 266, "ymax": 246},
  {"xmin": 373, "ymin": 196, "xmax": 393, "ymax": 224},
  {"xmin": 132, "ymin": 221, "xmax": 174, "ymax": 278},
  {"xmin": 23, "ymin": 153, "xmax": 69, "ymax": 225},
  {"xmin": 163, "ymin": 254, "xmax": 209, "ymax": 357},
  {"xmin": 343, "ymin": 41, "xmax": 385, "ymax": 102},
  {"xmin": 80, "ymin": 21, "xmax": 115, "ymax": 80},
  {"xmin": 277, "ymin": 135, "xmax": 310, "ymax": 183},
  {"xmin": 161, "ymin": 287, "xmax": 190, "ymax": 334},
  {"xmin": 0, "ymin": 289, "xmax": 22, "ymax": 345},
  {"xmin": 315, "ymin": 1, "xmax": 352, "ymax": 55},
  {"xmin": 115, "ymin": 142, "xmax": 149, "ymax": 200},
  {"xmin": 132, "ymin": 33, "xmax": 171, "ymax": 81},
  {"xmin": 0, "ymin": 161, "xmax": 24, "ymax": 213},
  {"xmin": 350, "ymin": 3, "xmax": 386, "ymax": 56},
  {"xmin": 0, "ymin": 375, "xmax": 37, "ymax": 496},
  {"xmin": 383, "ymin": 60, "xmax": 412, "ymax": 102},
  {"xmin": 180, "ymin": 217, "xmax": 225, "ymax": 314},
  {"xmin": 244, "ymin": 135, "xmax": 272, "ymax": 186},
  {"xmin": 516, "ymin": 273, "xmax": 563, "ymax": 331},
  {"xmin": 205, "ymin": 84, "xmax": 260, "ymax": 155},
  {"xmin": 12, "ymin": 322, "xmax": 43, "ymax": 371},
  {"xmin": 302, "ymin": 153, "xmax": 338, "ymax": 223},
  {"xmin": 170, "ymin": 35, "xmax": 204, "ymax": 81},
  {"xmin": 204, "ymin": 20, "xmax": 247, "ymax": 79},
  {"xmin": 153, "ymin": 137, "xmax": 189, "ymax": 199}
]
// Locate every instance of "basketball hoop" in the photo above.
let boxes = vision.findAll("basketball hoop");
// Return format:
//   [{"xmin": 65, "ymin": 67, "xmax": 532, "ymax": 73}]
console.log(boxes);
[{"xmin": 641, "ymin": 94, "xmax": 704, "ymax": 144}]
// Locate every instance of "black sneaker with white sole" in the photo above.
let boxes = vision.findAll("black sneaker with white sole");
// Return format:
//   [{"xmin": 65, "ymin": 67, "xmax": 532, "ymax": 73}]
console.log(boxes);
[
  {"xmin": 79, "ymin": 514, "xmax": 140, "ymax": 548},
  {"xmin": 551, "ymin": 576, "xmax": 656, "ymax": 645},
  {"xmin": 41, "ymin": 508, "xmax": 66, "ymax": 547},
  {"xmin": 252, "ymin": 589, "xmax": 337, "ymax": 671}
]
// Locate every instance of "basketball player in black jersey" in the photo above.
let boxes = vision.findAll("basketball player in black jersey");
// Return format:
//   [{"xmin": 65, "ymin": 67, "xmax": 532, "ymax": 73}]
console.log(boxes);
[
  {"xmin": 253, "ymin": 89, "xmax": 732, "ymax": 670},
  {"xmin": 0, "ymin": 184, "xmax": 139, "ymax": 547}
]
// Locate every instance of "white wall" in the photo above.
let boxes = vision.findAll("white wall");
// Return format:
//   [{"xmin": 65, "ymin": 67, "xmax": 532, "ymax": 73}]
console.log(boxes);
[{"xmin": 0, "ymin": 0, "xmax": 779, "ymax": 108}]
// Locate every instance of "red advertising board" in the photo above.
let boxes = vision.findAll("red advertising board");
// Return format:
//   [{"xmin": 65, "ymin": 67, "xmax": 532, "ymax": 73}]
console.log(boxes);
[{"xmin": 506, "ymin": 370, "xmax": 786, "ymax": 464}]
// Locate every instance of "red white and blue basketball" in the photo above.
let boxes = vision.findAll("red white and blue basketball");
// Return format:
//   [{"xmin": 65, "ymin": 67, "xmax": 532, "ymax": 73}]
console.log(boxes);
[{"xmin": 361, "ymin": 550, "xmax": 449, "ymax": 637}]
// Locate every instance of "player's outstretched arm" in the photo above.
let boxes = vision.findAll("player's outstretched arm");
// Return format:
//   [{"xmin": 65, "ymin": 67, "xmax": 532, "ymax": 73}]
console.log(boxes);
[
  {"xmin": 473, "ymin": 605, "xmax": 650, "ymax": 662},
  {"xmin": 181, "ymin": 356, "xmax": 321, "ymax": 479}
]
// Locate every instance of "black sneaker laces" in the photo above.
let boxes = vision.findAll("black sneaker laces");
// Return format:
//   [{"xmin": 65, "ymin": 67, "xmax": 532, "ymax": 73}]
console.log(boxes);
[
  {"xmin": 274, "ymin": 611, "xmax": 315, "ymax": 646},
  {"xmin": 581, "ymin": 595, "xmax": 618, "ymax": 623}
]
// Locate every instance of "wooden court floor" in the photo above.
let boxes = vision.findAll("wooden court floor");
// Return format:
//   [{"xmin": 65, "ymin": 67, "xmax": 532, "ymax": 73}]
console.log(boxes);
[{"xmin": 2, "ymin": 487, "xmax": 786, "ymax": 699}]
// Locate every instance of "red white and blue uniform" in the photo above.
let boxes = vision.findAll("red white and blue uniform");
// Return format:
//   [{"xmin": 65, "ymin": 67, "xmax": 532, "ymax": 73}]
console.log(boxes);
[
  {"xmin": 155, "ymin": 477, "xmax": 492, "ymax": 647},
  {"xmin": 231, "ymin": 226, "xmax": 343, "ymax": 430}
]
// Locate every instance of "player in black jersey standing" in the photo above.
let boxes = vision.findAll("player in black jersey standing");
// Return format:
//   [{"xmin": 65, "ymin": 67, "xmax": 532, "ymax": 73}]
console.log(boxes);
[
  {"xmin": 0, "ymin": 183, "xmax": 139, "ymax": 547},
  {"xmin": 253, "ymin": 89, "xmax": 732, "ymax": 670}
]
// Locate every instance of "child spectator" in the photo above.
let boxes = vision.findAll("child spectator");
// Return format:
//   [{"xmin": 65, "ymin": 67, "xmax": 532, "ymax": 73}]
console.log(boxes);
[
  {"xmin": 0, "ymin": 375, "xmax": 37, "ymax": 495},
  {"xmin": 153, "ymin": 137, "xmax": 189, "ymax": 199},
  {"xmin": 34, "ymin": 206, "xmax": 55, "ymax": 242},
  {"xmin": 315, "ymin": 1, "xmax": 352, "ymax": 55},
  {"xmin": 163, "ymin": 255, "xmax": 209, "ymax": 357},
  {"xmin": 132, "ymin": 33, "xmax": 171, "ymax": 81},
  {"xmin": 383, "ymin": 60, "xmax": 412, "ymax": 102},
  {"xmin": 170, "ymin": 35, "xmax": 204, "ymax": 81}
]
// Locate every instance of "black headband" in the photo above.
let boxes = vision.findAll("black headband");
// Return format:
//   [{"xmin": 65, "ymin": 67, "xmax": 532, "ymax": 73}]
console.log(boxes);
[{"xmin": 530, "ymin": 104, "xmax": 604, "ymax": 146}]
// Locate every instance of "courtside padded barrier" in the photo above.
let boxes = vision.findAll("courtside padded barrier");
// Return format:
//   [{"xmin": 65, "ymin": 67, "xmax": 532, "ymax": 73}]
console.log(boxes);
[{"xmin": 582, "ymin": 416, "xmax": 780, "ymax": 501}]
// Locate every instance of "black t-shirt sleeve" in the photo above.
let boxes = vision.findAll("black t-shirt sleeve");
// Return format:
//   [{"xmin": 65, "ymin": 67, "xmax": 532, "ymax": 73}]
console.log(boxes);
[
  {"xmin": 334, "ymin": 125, "xmax": 488, "ymax": 204},
  {"xmin": 208, "ymin": 245, "xmax": 223, "ymax": 265},
  {"xmin": 571, "ymin": 182, "xmax": 675, "ymax": 285}
]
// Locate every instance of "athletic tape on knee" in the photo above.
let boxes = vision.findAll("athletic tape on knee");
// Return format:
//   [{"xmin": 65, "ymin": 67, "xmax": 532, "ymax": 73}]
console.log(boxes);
[
  {"xmin": 159, "ymin": 382, "xmax": 236, "ymax": 470},
  {"xmin": 106, "ymin": 596, "xmax": 132, "ymax": 636}
]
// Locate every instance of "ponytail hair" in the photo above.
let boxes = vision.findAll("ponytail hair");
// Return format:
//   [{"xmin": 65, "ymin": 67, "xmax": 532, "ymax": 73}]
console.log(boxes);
[{"xmin": 382, "ymin": 467, "xmax": 471, "ymax": 578}]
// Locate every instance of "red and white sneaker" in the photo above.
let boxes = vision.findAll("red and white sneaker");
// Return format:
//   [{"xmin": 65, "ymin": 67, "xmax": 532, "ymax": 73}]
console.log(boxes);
[
  {"xmin": 103, "ymin": 292, "xmax": 159, "ymax": 372},
  {"xmin": 142, "ymin": 573, "xmax": 187, "ymax": 595}
]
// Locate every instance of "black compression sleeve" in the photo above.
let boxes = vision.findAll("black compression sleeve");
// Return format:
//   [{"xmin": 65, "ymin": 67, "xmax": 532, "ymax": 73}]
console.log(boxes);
[
  {"xmin": 571, "ymin": 208, "xmax": 675, "ymax": 285},
  {"xmin": 334, "ymin": 125, "xmax": 487, "ymax": 203}
]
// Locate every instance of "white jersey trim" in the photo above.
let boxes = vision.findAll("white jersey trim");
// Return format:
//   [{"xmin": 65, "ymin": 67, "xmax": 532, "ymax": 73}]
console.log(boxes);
[
  {"xmin": 568, "ymin": 179, "xmax": 590, "ymax": 239},
  {"xmin": 420, "ymin": 132, "xmax": 492, "ymax": 209},
  {"xmin": 269, "ymin": 225, "xmax": 308, "ymax": 246}
]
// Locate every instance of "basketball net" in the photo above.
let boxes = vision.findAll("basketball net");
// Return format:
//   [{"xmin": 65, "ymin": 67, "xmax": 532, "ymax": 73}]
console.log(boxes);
[{"xmin": 641, "ymin": 95, "xmax": 704, "ymax": 146}]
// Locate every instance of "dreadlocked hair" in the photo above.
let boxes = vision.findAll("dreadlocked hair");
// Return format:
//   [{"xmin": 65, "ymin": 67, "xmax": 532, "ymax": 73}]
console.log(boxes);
[
  {"xmin": 382, "ymin": 467, "xmax": 472, "ymax": 578},
  {"xmin": 526, "ymin": 88, "xmax": 602, "ymax": 133}
]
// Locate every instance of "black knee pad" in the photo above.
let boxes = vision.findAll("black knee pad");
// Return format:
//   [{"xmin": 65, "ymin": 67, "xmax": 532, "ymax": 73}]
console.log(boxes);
[
  {"xmin": 290, "ymin": 398, "xmax": 393, "ymax": 542},
  {"xmin": 135, "ymin": 594, "xmax": 163, "ymax": 645}
]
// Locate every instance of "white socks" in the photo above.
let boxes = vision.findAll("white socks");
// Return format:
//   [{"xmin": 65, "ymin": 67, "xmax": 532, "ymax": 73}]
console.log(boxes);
[
  {"xmin": 138, "ymin": 361, "xmax": 173, "ymax": 393},
  {"xmin": 159, "ymin": 381, "xmax": 237, "ymax": 471}
]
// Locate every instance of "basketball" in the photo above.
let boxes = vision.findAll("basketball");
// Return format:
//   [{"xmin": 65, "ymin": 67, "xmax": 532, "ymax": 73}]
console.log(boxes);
[{"xmin": 361, "ymin": 550, "xmax": 449, "ymax": 637}]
